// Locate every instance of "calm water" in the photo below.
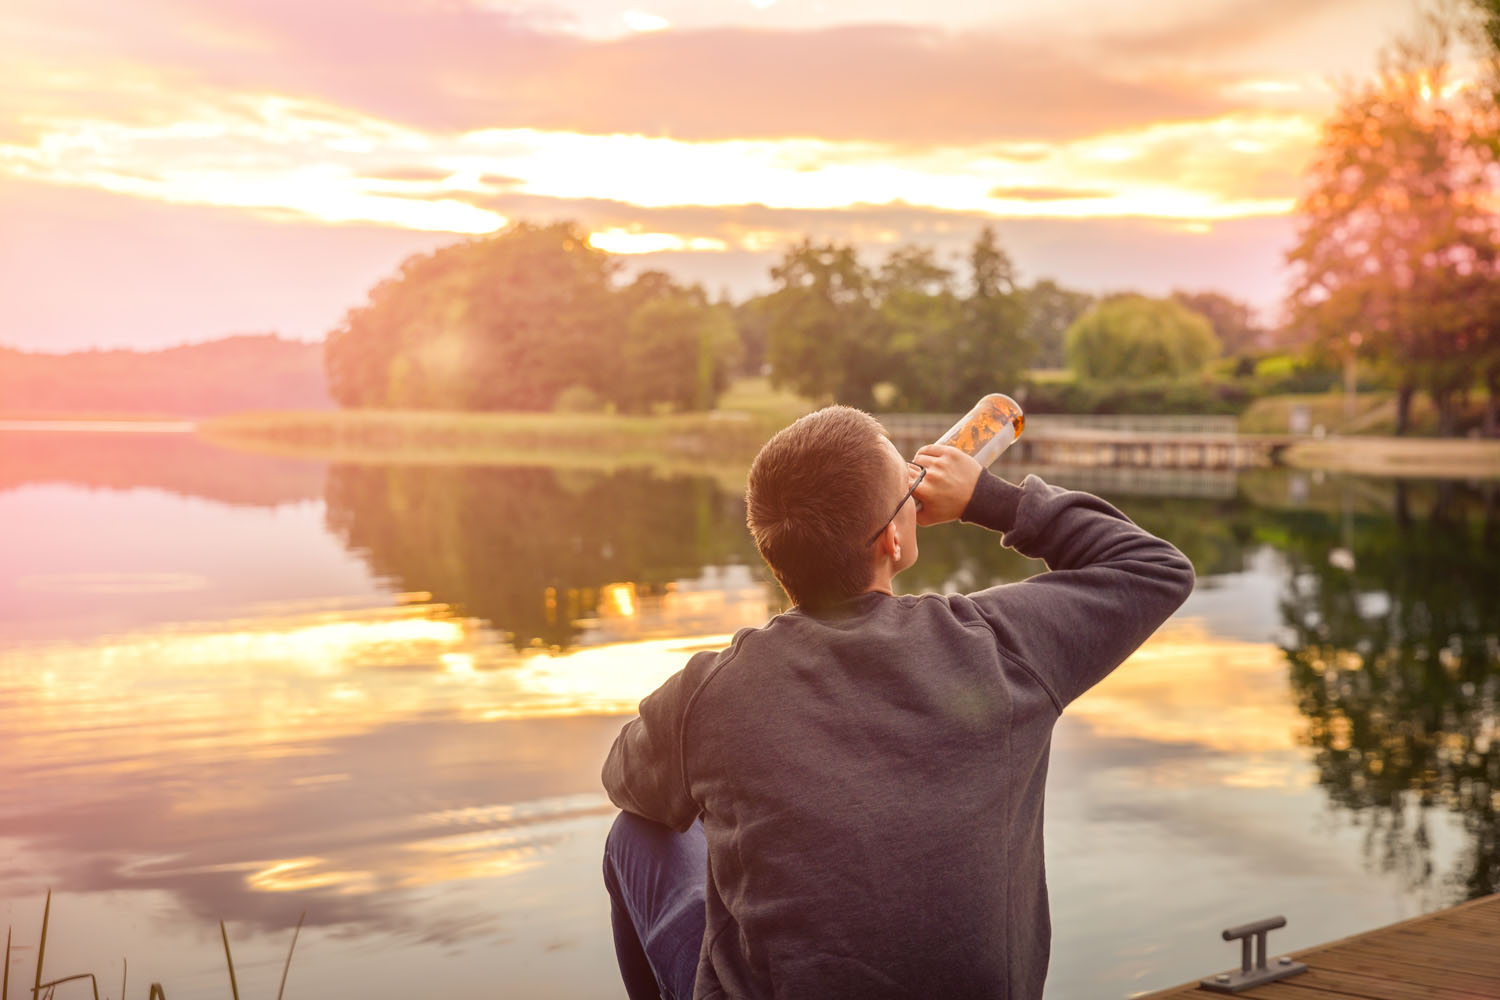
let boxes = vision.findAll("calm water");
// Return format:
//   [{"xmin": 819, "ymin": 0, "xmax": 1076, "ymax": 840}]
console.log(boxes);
[{"xmin": 0, "ymin": 428, "xmax": 1496, "ymax": 998}]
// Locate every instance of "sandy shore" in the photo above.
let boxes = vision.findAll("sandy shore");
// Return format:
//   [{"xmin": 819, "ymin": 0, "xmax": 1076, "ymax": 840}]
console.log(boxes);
[{"xmin": 1281, "ymin": 435, "xmax": 1500, "ymax": 479}]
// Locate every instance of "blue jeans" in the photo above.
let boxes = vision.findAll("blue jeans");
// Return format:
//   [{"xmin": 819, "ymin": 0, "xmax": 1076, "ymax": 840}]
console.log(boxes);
[{"xmin": 602, "ymin": 811, "xmax": 708, "ymax": 1000}]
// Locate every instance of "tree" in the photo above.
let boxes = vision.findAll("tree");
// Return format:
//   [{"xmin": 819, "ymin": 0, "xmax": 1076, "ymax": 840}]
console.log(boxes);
[
  {"xmin": 1063, "ymin": 295, "xmax": 1220, "ymax": 381},
  {"xmin": 1475, "ymin": 0, "xmax": 1500, "ymax": 71},
  {"xmin": 1021, "ymin": 280, "xmax": 1095, "ymax": 369},
  {"xmin": 763, "ymin": 240, "xmax": 887, "ymax": 409},
  {"xmin": 1286, "ymin": 18, "xmax": 1500, "ymax": 435},
  {"xmin": 957, "ymin": 227, "xmax": 1033, "ymax": 402},
  {"xmin": 731, "ymin": 295, "xmax": 774, "ymax": 376},
  {"xmin": 465, "ymin": 222, "xmax": 623, "ymax": 411},
  {"xmin": 764, "ymin": 229, "xmax": 1032, "ymax": 412},
  {"xmin": 619, "ymin": 280, "xmax": 741, "ymax": 413},
  {"xmin": 325, "ymin": 222, "xmax": 624, "ymax": 412},
  {"xmin": 326, "ymin": 241, "xmax": 483, "ymax": 408},
  {"xmin": 1467, "ymin": 0, "xmax": 1500, "ymax": 435},
  {"xmin": 877, "ymin": 244, "xmax": 964, "ymax": 410},
  {"xmin": 1171, "ymin": 290, "xmax": 1265, "ymax": 357}
]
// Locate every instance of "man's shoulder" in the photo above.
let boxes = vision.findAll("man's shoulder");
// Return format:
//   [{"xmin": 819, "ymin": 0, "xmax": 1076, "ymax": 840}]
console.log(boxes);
[{"xmin": 740, "ymin": 592, "xmax": 998, "ymax": 646}]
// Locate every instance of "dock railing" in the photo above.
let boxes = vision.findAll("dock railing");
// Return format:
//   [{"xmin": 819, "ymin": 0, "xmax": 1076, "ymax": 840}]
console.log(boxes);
[{"xmin": 879, "ymin": 413, "xmax": 1268, "ymax": 470}]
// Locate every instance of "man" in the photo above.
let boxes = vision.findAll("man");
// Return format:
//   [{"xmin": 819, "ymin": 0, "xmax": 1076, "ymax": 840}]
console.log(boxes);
[{"xmin": 601, "ymin": 406, "xmax": 1194, "ymax": 999}]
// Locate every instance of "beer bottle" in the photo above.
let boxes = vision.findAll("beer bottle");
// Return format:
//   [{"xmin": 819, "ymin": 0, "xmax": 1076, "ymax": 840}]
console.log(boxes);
[{"xmin": 936, "ymin": 393, "xmax": 1025, "ymax": 467}]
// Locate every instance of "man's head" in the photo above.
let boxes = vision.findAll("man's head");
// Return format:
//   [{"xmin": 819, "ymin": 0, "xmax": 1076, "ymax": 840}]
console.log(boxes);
[{"xmin": 745, "ymin": 406, "xmax": 917, "ymax": 611}]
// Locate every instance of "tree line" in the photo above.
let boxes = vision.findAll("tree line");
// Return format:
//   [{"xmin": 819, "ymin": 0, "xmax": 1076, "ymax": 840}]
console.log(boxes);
[
  {"xmin": 0, "ymin": 335, "xmax": 329, "ymax": 417},
  {"xmin": 325, "ymin": 220, "xmax": 1269, "ymax": 416}
]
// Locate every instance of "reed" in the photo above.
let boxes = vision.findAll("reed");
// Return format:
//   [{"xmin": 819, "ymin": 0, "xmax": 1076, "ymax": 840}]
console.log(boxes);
[
  {"xmin": 275, "ymin": 913, "xmax": 305, "ymax": 1000},
  {"xmin": 32, "ymin": 889, "xmax": 48, "ymax": 1000},
  {"xmin": 15, "ymin": 892, "xmax": 305, "ymax": 1000},
  {"xmin": 219, "ymin": 921, "xmax": 239, "ymax": 1000}
]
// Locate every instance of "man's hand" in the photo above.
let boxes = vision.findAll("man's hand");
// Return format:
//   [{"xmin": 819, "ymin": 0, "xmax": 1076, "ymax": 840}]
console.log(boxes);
[{"xmin": 911, "ymin": 444, "xmax": 984, "ymax": 527}]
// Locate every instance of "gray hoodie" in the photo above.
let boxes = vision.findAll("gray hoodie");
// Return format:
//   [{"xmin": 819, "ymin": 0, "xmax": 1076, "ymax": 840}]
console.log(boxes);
[{"xmin": 603, "ymin": 473, "xmax": 1196, "ymax": 999}]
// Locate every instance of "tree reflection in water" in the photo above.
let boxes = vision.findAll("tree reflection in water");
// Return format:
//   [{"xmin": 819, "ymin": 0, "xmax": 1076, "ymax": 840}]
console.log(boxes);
[
  {"xmin": 1275, "ymin": 480, "xmax": 1500, "ymax": 902},
  {"xmin": 323, "ymin": 460, "xmax": 1500, "ymax": 902},
  {"xmin": 324, "ymin": 463, "xmax": 762, "ymax": 650}
]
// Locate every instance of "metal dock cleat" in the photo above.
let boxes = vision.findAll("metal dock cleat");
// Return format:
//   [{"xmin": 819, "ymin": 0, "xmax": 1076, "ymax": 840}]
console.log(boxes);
[{"xmin": 1197, "ymin": 915, "xmax": 1307, "ymax": 993}]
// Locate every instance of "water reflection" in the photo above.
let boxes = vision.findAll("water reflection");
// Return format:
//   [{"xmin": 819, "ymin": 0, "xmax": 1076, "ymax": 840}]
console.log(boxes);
[
  {"xmin": 0, "ymin": 425, "xmax": 323, "ymax": 507},
  {"xmin": 323, "ymin": 463, "xmax": 763, "ymax": 650},
  {"xmin": 1271, "ymin": 479, "xmax": 1500, "ymax": 901},
  {"xmin": 0, "ymin": 597, "xmax": 696, "ymax": 938},
  {"xmin": 4, "ymin": 431, "xmax": 1499, "ymax": 996}
]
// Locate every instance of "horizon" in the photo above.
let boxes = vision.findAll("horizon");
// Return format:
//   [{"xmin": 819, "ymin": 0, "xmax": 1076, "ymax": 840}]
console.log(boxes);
[{"xmin": 0, "ymin": 0, "xmax": 1440, "ymax": 351}]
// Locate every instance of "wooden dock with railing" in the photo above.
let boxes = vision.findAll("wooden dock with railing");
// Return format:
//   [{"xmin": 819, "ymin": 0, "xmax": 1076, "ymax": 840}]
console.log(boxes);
[
  {"xmin": 1136, "ymin": 893, "xmax": 1500, "ymax": 1000},
  {"xmin": 880, "ymin": 413, "xmax": 1289, "ymax": 470}
]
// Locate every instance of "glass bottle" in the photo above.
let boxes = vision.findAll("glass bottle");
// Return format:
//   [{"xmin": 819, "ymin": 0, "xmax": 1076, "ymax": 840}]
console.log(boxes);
[{"xmin": 936, "ymin": 393, "xmax": 1025, "ymax": 467}]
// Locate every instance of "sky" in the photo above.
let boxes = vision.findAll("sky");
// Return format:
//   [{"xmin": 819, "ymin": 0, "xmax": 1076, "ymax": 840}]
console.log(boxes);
[{"xmin": 0, "ymin": 0, "xmax": 1428, "ymax": 351}]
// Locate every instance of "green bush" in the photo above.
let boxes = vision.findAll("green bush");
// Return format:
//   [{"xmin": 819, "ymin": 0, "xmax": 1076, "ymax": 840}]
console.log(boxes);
[{"xmin": 1064, "ymin": 296, "xmax": 1220, "ymax": 381}]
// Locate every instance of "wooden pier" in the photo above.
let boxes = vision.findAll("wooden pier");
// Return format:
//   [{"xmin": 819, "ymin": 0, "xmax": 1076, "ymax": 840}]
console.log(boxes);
[
  {"xmin": 1137, "ymin": 893, "xmax": 1500, "ymax": 1000},
  {"xmin": 880, "ymin": 413, "xmax": 1289, "ymax": 471}
]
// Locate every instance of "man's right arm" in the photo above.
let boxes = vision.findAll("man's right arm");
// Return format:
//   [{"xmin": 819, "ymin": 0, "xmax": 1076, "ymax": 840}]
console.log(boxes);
[{"xmin": 958, "ymin": 471, "xmax": 1195, "ymax": 708}]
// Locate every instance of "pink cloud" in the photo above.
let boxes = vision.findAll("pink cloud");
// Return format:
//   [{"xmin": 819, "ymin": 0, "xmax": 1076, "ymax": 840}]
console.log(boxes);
[{"xmin": 12, "ymin": 0, "xmax": 1232, "ymax": 144}]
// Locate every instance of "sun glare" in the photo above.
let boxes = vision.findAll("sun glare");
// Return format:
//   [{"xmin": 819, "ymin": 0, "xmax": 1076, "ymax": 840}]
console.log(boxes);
[{"xmin": 622, "ymin": 10, "xmax": 671, "ymax": 32}]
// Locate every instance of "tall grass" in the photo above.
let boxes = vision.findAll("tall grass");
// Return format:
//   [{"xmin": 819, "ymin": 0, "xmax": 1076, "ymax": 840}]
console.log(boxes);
[{"xmin": 8, "ymin": 891, "xmax": 305, "ymax": 1000}]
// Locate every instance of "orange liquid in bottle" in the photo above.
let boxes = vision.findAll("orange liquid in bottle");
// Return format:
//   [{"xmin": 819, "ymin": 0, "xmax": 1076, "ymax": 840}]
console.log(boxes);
[{"xmin": 936, "ymin": 394, "xmax": 1025, "ymax": 466}]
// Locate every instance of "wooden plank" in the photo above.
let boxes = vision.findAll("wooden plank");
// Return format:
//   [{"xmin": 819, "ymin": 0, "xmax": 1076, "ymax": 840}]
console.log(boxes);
[
  {"xmin": 1134, "ymin": 894, "xmax": 1500, "ymax": 1000},
  {"xmin": 1349, "ymin": 930, "xmax": 1500, "ymax": 962},
  {"xmin": 1230, "ymin": 984, "xmax": 1377, "ymax": 1000},
  {"xmin": 1285, "ymin": 966, "xmax": 1497, "ymax": 1000},
  {"xmin": 1332, "ymin": 939, "xmax": 1500, "ymax": 975},
  {"xmin": 1294, "ymin": 950, "xmax": 1500, "ymax": 992},
  {"xmin": 1397, "ymin": 922, "xmax": 1498, "ymax": 946}
]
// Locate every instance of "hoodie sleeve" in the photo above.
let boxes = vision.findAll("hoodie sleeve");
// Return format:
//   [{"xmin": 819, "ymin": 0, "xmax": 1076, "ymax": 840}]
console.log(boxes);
[
  {"xmin": 600, "ymin": 650, "xmax": 718, "ymax": 831},
  {"xmin": 959, "ymin": 472, "xmax": 1196, "ymax": 709}
]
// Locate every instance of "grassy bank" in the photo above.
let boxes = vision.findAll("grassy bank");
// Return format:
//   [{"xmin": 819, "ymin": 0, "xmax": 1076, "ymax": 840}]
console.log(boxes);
[
  {"xmin": 196, "ymin": 378, "xmax": 819, "ymax": 487},
  {"xmin": 1279, "ymin": 436, "xmax": 1500, "ymax": 479},
  {"xmin": 1239, "ymin": 391, "xmax": 1500, "ymax": 477},
  {"xmin": 1237, "ymin": 391, "xmax": 1393, "ymax": 435}
]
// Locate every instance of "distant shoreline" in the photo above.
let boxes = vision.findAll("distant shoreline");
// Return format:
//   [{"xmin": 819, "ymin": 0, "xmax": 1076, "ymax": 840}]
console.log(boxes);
[
  {"xmin": 198, "ymin": 410, "xmax": 1500, "ymax": 481},
  {"xmin": 9, "ymin": 409, "xmax": 1499, "ymax": 480}
]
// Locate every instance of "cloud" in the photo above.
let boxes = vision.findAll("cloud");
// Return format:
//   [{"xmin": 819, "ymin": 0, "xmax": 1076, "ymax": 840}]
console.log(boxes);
[{"xmin": 6, "ymin": 0, "xmax": 1235, "ymax": 146}]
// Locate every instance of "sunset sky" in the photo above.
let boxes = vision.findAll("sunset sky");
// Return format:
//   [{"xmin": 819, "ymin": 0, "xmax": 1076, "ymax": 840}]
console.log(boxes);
[{"xmin": 0, "ymin": 0, "xmax": 1426, "ymax": 351}]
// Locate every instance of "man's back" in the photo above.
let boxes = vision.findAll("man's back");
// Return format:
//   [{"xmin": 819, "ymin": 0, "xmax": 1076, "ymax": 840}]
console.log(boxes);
[
  {"xmin": 686, "ymin": 592, "xmax": 1058, "ymax": 997},
  {"xmin": 603, "ymin": 474, "xmax": 1195, "ymax": 998}
]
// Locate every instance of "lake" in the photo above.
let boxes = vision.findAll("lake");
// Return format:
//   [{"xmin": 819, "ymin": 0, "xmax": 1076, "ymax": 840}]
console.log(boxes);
[{"xmin": 0, "ymin": 426, "xmax": 1496, "ymax": 998}]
